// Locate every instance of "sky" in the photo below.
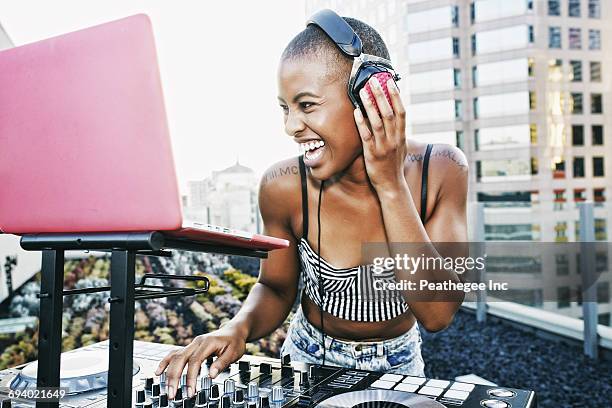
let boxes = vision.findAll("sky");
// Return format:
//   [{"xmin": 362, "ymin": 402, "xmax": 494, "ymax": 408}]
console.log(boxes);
[{"xmin": 0, "ymin": 0, "xmax": 307, "ymax": 193}]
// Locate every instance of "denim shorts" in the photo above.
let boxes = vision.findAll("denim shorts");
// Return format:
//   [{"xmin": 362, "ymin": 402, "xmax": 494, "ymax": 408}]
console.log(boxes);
[{"xmin": 280, "ymin": 307, "xmax": 425, "ymax": 376}]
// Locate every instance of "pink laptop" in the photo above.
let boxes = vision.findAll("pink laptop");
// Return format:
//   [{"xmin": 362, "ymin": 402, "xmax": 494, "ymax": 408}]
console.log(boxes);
[{"xmin": 0, "ymin": 14, "xmax": 288, "ymax": 251}]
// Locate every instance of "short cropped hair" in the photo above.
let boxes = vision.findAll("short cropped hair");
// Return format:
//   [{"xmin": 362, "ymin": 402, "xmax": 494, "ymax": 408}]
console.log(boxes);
[{"xmin": 281, "ymin": 16, "xmax": 391, "ymax": 82}]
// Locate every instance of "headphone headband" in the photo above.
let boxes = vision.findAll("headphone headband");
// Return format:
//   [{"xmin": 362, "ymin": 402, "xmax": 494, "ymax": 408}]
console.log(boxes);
[{"xmin": 306, "ymin": 9, "xmax": 362, "ymax": 57}]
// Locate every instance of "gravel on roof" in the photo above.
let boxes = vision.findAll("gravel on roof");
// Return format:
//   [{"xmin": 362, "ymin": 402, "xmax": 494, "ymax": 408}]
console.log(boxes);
[{"xmin": 421, "ymin": 309, "xmax": 612, "ymax": 408}]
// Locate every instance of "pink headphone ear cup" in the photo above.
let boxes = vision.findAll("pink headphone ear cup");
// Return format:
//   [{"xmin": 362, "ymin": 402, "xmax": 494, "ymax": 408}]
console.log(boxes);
[{"xmin": 364, "ymin": 72, "xmax": 394, "ymax": 113}]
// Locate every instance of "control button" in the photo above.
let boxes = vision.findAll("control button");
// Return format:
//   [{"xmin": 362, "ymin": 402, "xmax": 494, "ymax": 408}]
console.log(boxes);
[
  {"xmin": 224, "ymin": 379, "xmax": 235, "ymax": 396},
  {"xmin": 260, "ymin": 395, "xmax": 270, "ymax": 408},
  {"xmin": 209, "ymin": 384, "xmax": 220, "ymax": 401},
  {"xmin": 234, "ymin": 389, "xmax": 245, "ymax": 405},
  {"xmin": 160, "ymin": 372, "xmax": 167, "ymax": 385},
  {"xmin": 271, "ymin": 385, "xmax": 284, "ymax": 403},
  {"xmin": 136, "ymin": 389, "xmax": 146, "ymax": 403},
  {"xmin": 281, "ymin": 354, "xmax": 291, "ymax": 365},
  {"xmin": 200, "ymin": 376, "xmax": 212, "ymax": 391},
  {"xmin": 379, "ymin": 373, "xmax": 403, "ymax": 383},
  {"xmin": 370, "ymin": 380, "xmax": 396, "ymax": 390},
  {"xmin": 221, "ymin": 394, "xmax": 232, "ymax": 408},
  {"xmin": 1, "ymin": 400, "xmax": 11, "ymax": 408},
  {"xmin": 394, "ymin": 383, "xmax": 420, "ymax": 393},
  {"xmin": 145, "ymin": 377, "xmax": 154, "ymax": 391},
  {"xmin": 143, "ymin": 403, "xmax": 153, "ymax": 408},
  {"xmin": 443, "ymin": 389, "xmax": 470, "ymax": 400},
  {"xmin": 260, "ymin": 363, "xmax": 272, "ymax": 375},
  {"xmin": 417, "ymin": 386, "xmax": 444, "ymax": 397},
  {"xmin": 247, "ymin": 402, "xmax": 257, "ymax": 408},
  {"xmin": 247, "ymin": 381, "xmax": 259, "ymax": 400},
  {"xmin": 402, "ymin": 376, "xmax": 427, "ymax": 385},
  {"xmin": 159, "ymin": 394, "xmax": 169, "ymax": 407},
  {"xmin": 152, "ymin": 384, "xmax": 161, "ymax": 399},
  {"xmin": 174, "ymin": 387, "xmax": 183, "ymax": 401},
  {"xmin": 239, "ymin": 361, "xmax": 251, "ymax": 372},
  {"xmin": 282, "ymin": 365, "xmax": 294, "ymax": 378},
  {"xmin": 206, "ymin": 356, "xmax": 214, "ymax": 366},
  {"xmin": 427, "ymin": 379, "xmax": 450, "ymax": 388},
  {"xmin": 450, "ymin": 382, "xmax": 475, "ymax": 392},
  {"xmin": 481, "ymin": 400, "xmax": 511, "ymax": 408},
  {"xmin": 196, "ymin": 390, "xmax": 207, "ymax": 407},
  {"xmin": 488, "ymin": 388, "xmax": 516, "ymax": 398},
  {"xmin": 299, "ymin": 371, "xmax": 309, "ymax": 386},
  {"xmin": 181, "ymin": 373, "xmax": 188, "ymax": 387}
]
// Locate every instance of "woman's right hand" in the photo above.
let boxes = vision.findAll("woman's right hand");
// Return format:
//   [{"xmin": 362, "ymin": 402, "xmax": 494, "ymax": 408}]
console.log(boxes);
[{"xmin": 154, "ymin": 324, "xmax": 248, "ymax": 399}]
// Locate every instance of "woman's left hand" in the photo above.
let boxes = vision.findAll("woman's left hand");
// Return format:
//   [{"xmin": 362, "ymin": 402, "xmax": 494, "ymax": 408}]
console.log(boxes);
[{"xmin": 353, "ymin": 76, "xmax": 408, "ymax": 195}]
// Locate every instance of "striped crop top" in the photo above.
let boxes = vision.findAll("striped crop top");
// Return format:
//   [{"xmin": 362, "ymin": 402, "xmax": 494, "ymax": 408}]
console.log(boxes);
[{"xmin": 297, "ymin": 144, "xmax": 434, "ymax": 322}]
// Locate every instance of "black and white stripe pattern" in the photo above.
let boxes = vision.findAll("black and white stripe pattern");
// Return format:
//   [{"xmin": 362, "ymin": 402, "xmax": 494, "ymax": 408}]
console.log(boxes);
[{"xmin": 299, "ymin": 238, "xmax": 409, "ymax": 322}]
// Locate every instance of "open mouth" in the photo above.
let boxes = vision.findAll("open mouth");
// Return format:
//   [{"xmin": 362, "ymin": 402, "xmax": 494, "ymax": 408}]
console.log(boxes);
[{"xmin": 300, "ymin": 140, "xmax": 326, "ymax": 163}]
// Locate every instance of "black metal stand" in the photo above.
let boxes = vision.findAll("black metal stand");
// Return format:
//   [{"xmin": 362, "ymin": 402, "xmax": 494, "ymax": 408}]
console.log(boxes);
[{"xmin": 21, "ymin": 231, "xmax": 268, "ymax": 408}]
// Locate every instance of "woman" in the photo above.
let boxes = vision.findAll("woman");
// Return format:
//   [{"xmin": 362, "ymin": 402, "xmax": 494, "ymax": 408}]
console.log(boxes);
[{"xmin": 157, "ymin": 13, "xmax": 468, "ymax": 400}]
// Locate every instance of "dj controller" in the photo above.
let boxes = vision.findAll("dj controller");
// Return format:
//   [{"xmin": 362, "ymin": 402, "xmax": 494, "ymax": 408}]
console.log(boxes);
[{"xmin": 0, "ymin": 340, "xmax": 537, "ymax": 408}]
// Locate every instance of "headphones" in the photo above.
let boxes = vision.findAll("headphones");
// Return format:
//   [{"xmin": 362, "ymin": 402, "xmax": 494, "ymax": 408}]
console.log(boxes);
[{"xmin": 307, "ymin": 9, "xmax": 401, "ymax": 114}]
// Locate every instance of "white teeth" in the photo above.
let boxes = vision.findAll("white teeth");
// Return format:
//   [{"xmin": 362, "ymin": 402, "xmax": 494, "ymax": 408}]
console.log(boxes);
[{"xmin": 300, "ymin": 140, "xmax": 325, "ymax": 152}]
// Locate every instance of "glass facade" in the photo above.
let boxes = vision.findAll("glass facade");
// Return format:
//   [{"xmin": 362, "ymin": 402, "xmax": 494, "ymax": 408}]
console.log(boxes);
[
  {"xmin": 409, "ymin": 69, "xmax": 454, "ymax": 94},
  {"xmin": 406, "ymin": 6, "xmax": 454, "ymax": 34},
  {"xmin": 478, "ymin": 92, "xmax": 530, "ymax": 117},
  {"xmin": 408, "ymin": 37, "xmax": 454, "ymax": 63},
  {"xmin": 474, "ymin": 0, "xmax": 527, "ymax": 22},
  {"xmin": 475, "ymin": 25, "xmax": 529, "ymax": 54},
  {"xmin": 477, "ymin": 158, "xmax": 532, "ymax": 181},
  {"xmin": 474, "ymin": 58, "xmax": 529, "ymax": 87},
  {"xmin": 476, "ymin": 124, "xmax": 530, "ymax": 150}
]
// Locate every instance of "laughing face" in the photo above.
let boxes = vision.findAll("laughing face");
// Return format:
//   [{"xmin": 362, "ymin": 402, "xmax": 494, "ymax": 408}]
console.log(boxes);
[{"xmin": 277, "ymin": 58, "xmax": 362, "ymax": 180}]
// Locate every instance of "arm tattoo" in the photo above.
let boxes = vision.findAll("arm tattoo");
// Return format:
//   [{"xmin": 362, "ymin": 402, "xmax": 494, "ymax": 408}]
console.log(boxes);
[
  {"xmin": 261, "ymin": 165, "xmax": 299, "ymax": 185},
  {"xmin": 432, "ymin": 148, "xmax": 467, "ymax": 168},
  {"xmin": 407, "ymin": 153, "xmax": 424, "ymax": 162}
]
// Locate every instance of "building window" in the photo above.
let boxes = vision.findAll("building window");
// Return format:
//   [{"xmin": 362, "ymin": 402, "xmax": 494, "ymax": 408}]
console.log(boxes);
[
  {"xmin": 572, "ymin": 125, "xmax": 584, "ymax": 145},
  {"xmin": 574, "ymin": 188, "xmax": 586, "ymax": 202},
  {"xmin": 471, "ymin": 34, "xmax": 476, "ymax": 55},
  {"xmin": 570, "ymin": 93, "xmax": 583, "ymax": 114},
  {"xmin": 453, "ymin": 37, "xmax": 460, "ymax": 58},
  {"xmin": 531, "ymin": 157, "xmax": 538, "ymax": 175},
  {"xmin": 588, "ymin": 0, "xmax": 601, "ymax": 18},
  {"xmin": 455, "ymin": 100, "xmax": 462, "ymax": 119},
  {"xmin": 591, "ymin": 93, "xmax": 603, "ymax": 114},
  {"xmin": 530, "ymin": 124, "xmax": 538, "ymax": 144},
  {"xmin": 590, "ymin": 61, "xmax": 601, "ymax": 82},
  {"xmin": 452, "ymin": 5, "xmax": 459, "ymax": 27},
  {"xmin": 554, "ymin": 189, "xmax": 566, "ymax": 210},
  {"xmin": 556, "ymin": 254, "xmax": 569, "ymax": 275},
  {"xmin": 569, "ymin": 0, "xmax": 581, "ymax": 17},
  {"xmin": 472, "ymin": 66, "xmax": 478, "ymax": 87},
  {"xmin": 549, "ymin": 27, "xmax": 562, "ymax": 48},
  {"xmin": 528, "ymin": 58, "xmax": 535, "ymax": 77},
  {"xmin": 589, "ymin": 29, "xmax": 601, "ymax": 49},
  {"xmin": 549, "ymin": 0, "xmax": 561, "ymax": 15},
  {"xmin": 470, "ymin": 2, "xmax": 475, "ymax": 24},
  {"xmin": 573, "ymin": 156, "xmax": 585, "ymax": 177},
  {"xmin": 474, "ymin": 129, "xmax": 480, "ymax": 150},
  {"xmin": 453, "ymin": 68, "xmax": 461, "ymax": 89},
  {"xmin": 529, "ymin": 92, "xmax": 536, "ymax": 110},
  {"xmin": 594, "ymin": 188, "xmax": 605, "ymax": 202},
  {"xmin": 527, "ymin": 0, "xmax": 534, "ymax": 10},
  {"xmin": 593, "ymin": 156, "xmax": 604, "ymax": 177},
  {"xmin": 569, "ymin": 28, "xmax": 582, "ymax": 49},
  {"xmin": 570, "ymin": 60, "xmax": 582, "ymax": 81},
  {"xmin": 528, "ymin": 25, "xmax": 535, "ymax": 43},
  {"xmin": 554, "ymin": 159, "xmax": 566, "ymax": 178},
  {"xmin": 597, "ymin": 282, "xmax": 609, "ymax": 304},
  {"xmin": 558, "ymin": 287, "xmax": 571, "ymax": 308},
  {"xmin": 592, "ymin": 125, "xmax": 603, "ymax": 145},
  {"xmin": 456, "ymin": 131, "xmax": 464, "ymax": 151},
  {"xmin": 555, "ymin": 221, "xmax": 568, "ymax": 242},
  {"xmin": 595, "ymin": 219, "xmax": 607, "ymax": 240},
  {"xmin": 473, "ymin": 98, "xmax": 479, "ymax": 119}
]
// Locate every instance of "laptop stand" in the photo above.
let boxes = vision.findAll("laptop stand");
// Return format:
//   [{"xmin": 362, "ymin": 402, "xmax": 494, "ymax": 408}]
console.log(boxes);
[{"xmin": 20, "ymin": 231, "xmax": 268, "ymax": 408}]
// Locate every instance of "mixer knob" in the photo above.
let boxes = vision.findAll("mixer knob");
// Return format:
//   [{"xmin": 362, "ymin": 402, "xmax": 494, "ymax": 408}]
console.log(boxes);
[
  {"xmin": 247, "ymin": 402, "xmax": 257, "ymax": 408},
  {"xmin": 281, "ymin": 365, "xmax": 294, "ymax": 378},
  {"xmin": 184, "ymin": 395, "xmax": 196, "ymax": 408},
  {"xmin": 281, "ymin": 354, "xmax": 291, "ymax": 366},
  {"xmin": 221, "ymin": 394, "xmax": 232, "ymax": 408},
  {"xmin": 195, "ymin": 389, "xmax": 208, "ymax": 407},
  {"xmin": 299, "ymin": 371, "xmax": 309, "ymax": 386},
  {"xmin": 143, "ymin": 403, "xmax": 153, "ymax": 408},
  {"xmin": 200, "ymin": 375, "xmax": 212, "ymax": 391},
  {"xmin": 152, "ymin": 383, "xmax": 161, "ymax": 399},
  {"xmin": 1, "ymin": 400, "xmax": 11, "ymax": 408},
  {"xmin": 160, "ymin": 372, "xmax": 167, "ymax": 385},
  {"xmin": 181, "ymin": 373, "xmax": 188, "ymax": 387},
  {"xmin": 209, "ymin": 384, "xmax": 221, "ymax": 402},
  {"xmin": 233, "ymin": 389, "xmax": 245, "ymax": 406},
  {"xmin": 238, "ymin": 360, "xmax": 251, "ymax": 372},
  {"xmin": 174, "ymin": 387, "xmax": 183, "ymax": 401},
  {"xmin": 259, "ymin": 362, "xmax": 272, "ymax": 375},
  {"xmin": 206, "ymin": 356, "xmax": 214, "ymax": 366},
  {"xmin": 259, "ymin": 395, "xmax": 270, "ymax": 408},
  {"xmin": 271, "ymin": 386, "xmax": 284, "ymax": 404},
  {"xmin": 159, "ymin": 393, "xmax": 169, "ymax": 407},
  {"xmin": 136, "ymin": 389, "xmax": 146, "ymax": 403},
  {"xmin": 247, "ymin": 381, "xmax": 259, "ymax": 400},
  {"xmin": 145, "ymin": 377, "xmax": 154, "ymax": 391},
  {"xmin": 223, "ymin": 378, "xmax": 235, "ymax": 395}
]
